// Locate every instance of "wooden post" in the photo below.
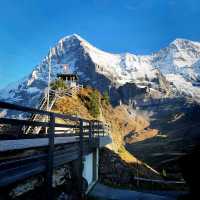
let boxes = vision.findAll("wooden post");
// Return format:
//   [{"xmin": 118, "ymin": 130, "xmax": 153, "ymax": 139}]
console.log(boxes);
[
  {"xmin": 91, "ymin": 122, "xmax": 94, "ymax": 138},
  {"xmin": 89, "ymin": 121, "xmax": 92, "ymax": 143},
  {"xmin": 97, "ymin": 122, "xmax": 100, "ymax": 137},
  {"xmin": 47, "ymin": 113, "xmax": 55, "ymax": 200},
  {"xmin": 79, "ymin": 119, "xmax": 84, "ymax": 198},
  {"xmin": 103, "ymin": 123, "xmax": 105, "ymax": 137}
]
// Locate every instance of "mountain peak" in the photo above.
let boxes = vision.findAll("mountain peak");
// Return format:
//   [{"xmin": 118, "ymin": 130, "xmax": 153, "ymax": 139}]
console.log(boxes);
[
  {"xmin": 170, "ymin": 38, "xmax": 200, "ymax": 49},
  {"xmin": 47, "ymin": 34, "xmax": 90, "ymax": 61},
  {"xmin": 59, "ymin": 33, "xmax": 86, "ymax": 44},
  {"xmin": 172, "ymin": 38, "xmax": 190, "ymax": 43},
  {"xmin": 1, "ymin": 34, "xmax": 200, "ymax": 108}
]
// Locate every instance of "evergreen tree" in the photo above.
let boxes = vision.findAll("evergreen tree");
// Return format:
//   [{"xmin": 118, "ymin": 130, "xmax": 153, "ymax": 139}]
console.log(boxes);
[
  {"xmin": 103, "ymin": 90, "xmax": 110, "ymax": 105},
  {"xmin": 50, "ymin": 79, "xmax": 66, "ymax": 90},
  {"xmin": 89, "ymin": 90, "xmax": 100, "ymax": 118}
]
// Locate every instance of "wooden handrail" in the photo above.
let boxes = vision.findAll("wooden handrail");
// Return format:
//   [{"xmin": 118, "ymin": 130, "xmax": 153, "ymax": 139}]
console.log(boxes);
[
  {"xmin": 0, "ymin": 101, "xmax": 109, "ymax": 136},
  {"xmin": 0, "ymin": 100, "xmax": 111, "ymax": 199}
]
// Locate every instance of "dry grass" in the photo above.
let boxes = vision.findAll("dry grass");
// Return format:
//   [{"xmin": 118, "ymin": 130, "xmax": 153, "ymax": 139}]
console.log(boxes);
[
  {"xmin": 52, "ymin": 87, "xmax": 162, "ymax": 180},
  {"xmin": 100, "ymin": 103, "xmax": 150, "ymax": 152},
  {"xmin": 52, "ymin": 94, "xmax": 93, "ymax": 120},
  {"xmin": 125, "ymin": 129, "xmax": 158, "ymax": 144}
]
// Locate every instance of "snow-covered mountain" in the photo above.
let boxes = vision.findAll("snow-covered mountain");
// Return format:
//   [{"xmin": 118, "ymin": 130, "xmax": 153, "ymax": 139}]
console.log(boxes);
[
  {"xmin": 1, "ymin": 34, "xmax": 200, "ymax": 110},
  {"xmin": 153, "ymin": 38, "xmax": 200, "ymax": 99}
]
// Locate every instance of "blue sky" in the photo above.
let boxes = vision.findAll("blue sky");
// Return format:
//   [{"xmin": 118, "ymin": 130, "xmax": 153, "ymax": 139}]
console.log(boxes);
[{"xmin": 0, "ymin": 0, "xmax": 200, "ymax": 88}]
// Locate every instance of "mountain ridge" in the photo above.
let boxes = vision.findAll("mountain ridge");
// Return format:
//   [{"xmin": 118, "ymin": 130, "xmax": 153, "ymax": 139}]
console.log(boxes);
[{"xmin": 1, "ymin": 34, "xmax": 200, "ymax": 112}]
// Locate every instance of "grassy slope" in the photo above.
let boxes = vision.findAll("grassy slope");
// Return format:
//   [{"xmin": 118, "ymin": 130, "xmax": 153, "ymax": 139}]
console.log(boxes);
[
  {"xmin": 52, "ymin": 87, "xmax": 192, "ymax": 190},
  {"xmin": 52, "ymin": 87, "xmax": 163, "ymax": 188}
]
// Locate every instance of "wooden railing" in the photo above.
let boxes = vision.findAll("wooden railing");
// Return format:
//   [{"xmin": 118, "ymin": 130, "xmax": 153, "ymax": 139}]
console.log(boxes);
[
  {"xmin": 0, "ymin": 101, "xmax": 110, "ymax": 199},
  {"xmin": 23, "ymin": 90, "xmax": 58, "ymax": 134}
]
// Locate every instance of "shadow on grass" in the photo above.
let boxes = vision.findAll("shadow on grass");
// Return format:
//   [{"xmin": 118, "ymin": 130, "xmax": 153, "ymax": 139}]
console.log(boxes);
[{"xmin": 99, "ymin": 148, "xmax": 187, "ymax": 191}]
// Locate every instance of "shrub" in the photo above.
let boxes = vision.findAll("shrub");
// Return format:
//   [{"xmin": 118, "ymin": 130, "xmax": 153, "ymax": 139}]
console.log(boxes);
[
  {"xmin": 103, "ymin": 90, "xmax": 110, "ymax": 105},
  {"xmin": 50, "ymin": 79, "xmax": 66, "ymax": 90}
]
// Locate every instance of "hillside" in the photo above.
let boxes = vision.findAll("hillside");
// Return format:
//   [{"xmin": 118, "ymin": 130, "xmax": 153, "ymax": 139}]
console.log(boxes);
[
  {"xmin": 126, "ymin": 100, "xmax": 200, "ymax": 181},
  {"xmin": 52, "ymin": 87, "xmax": 163, "ymax": 188}
]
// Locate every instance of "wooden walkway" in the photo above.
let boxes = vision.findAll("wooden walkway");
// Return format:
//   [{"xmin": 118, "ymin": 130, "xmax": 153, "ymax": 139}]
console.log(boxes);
[{"xmin": 0, "ymin": 101, "xmax": 111, "ymax": 199}]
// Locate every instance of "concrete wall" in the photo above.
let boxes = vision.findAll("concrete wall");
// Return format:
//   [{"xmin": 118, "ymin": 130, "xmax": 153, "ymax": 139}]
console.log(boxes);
[
  {"xmin": 83, "ymin": 153, "xmax": 94, "ymax": 185},
  {"xmin": 83, "ymin": 148, "xmax": 99, "ymax": 190}
]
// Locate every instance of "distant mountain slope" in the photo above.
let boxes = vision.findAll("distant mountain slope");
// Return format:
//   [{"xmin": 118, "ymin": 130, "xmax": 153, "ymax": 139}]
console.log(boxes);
[{"xmin": 1, "ymin": 34, "xmax": 200, "ymax": 111}]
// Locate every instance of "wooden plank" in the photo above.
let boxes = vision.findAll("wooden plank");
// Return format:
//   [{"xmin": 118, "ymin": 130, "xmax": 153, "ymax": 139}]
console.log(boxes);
[
  {"xmin": 0, "ymin": 118, "xmax": 49, "ymax": 127},
  {"xmin": 0, "ymin": 118, "xmax": 78, "ymax": 129},
  {"xmin": 0, "ymin": 136, "xmax": 79, "ymax": 152},
  {"xmin": 0, "ymin": 101, "xmax": 49, "ymax": 116},
  {"xmin": 0, "ymin": 150, "xmax": 80, "ymax": 187},
  {"xmin": 0, "ymin": 101, "xmax": 81, "ymax": 122},
  {"xmin": 0, "ymin": 136, "xmax": 110, "ymax": 152},
  {"xmin": 0, "ymin": 160, "xmax": 46, "ymax": 187},
  {"xmin": 46, "ymin": 113, "xmax": 55, "ymax": 200}
]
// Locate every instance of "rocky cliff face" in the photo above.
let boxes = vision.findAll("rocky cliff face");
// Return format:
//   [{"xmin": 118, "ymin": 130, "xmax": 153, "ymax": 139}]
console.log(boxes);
[{"xmin": 1, "ymin": 34, "xmax": 200, "ymax": 112}]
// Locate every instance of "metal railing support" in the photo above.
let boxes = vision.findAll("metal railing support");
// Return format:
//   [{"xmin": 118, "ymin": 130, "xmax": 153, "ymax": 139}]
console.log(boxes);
[{"xmin": 47, "ymin": 113, "xmax": 55, "ymax": 200}]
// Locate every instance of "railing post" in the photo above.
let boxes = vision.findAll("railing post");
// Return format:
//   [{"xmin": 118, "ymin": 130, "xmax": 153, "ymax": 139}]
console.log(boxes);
[
  {"xmin": 47, "ymin": 113, "xmax": 55, "ymax": 200},
  {"xmin": 89, "ymin": 121, "xmax": 92, "ymax": 143},
  {"xmin": 103, "ymin": 123, "xmax": 105, "ymax": 137},
  {"xmin": 79, "ymin": 119, "xmax": 84, "ymax": 198},
  {"xmin": 97, "ymin": 121, "xmax": 100, "ymax": 137},
  {"xmin": 91, "ymin": 121, "xmax": 94, "ymax": 138}
]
